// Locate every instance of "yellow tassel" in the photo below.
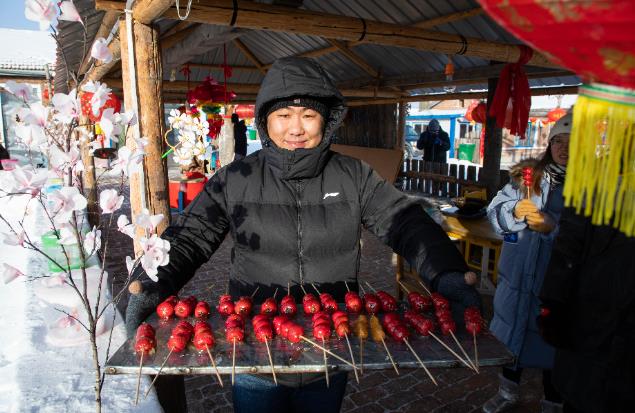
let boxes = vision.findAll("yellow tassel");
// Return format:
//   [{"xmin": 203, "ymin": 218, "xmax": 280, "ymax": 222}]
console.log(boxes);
[{"xmin": 563, "ymin": 84, "xmax": 635, "ymax": 236}]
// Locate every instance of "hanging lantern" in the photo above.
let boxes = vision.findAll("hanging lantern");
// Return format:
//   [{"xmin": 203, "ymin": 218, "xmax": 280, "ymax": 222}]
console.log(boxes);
[
  {"xmin": 80, "ymin": 92, "xmax": 121, "ymax": 123},
  {"xmin": 443, "ymin": 56, "xmax": 456, "ymax": 93},
  {"xmin": 234, "ymin": 104, "xmax": 255, "ymax": 119},
  {"xmin": 478, "ymin": 0, "xmax": 635, "ymax": 236},
  {"xmin": 546, "ymin": 107, "xmax": 566, "ymax": 123},
  {"xmin": 470, "ymin": 102, "xmax": 488, "ymax": 124}
]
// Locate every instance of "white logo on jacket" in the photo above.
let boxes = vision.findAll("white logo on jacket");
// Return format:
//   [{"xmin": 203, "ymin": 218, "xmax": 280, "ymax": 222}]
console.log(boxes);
[{"xmin": 323, "ymin": 192, "xmax": 340, "ymax": 200}]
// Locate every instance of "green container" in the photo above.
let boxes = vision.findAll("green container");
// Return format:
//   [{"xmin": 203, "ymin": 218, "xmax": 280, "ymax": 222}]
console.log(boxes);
[
  {"xmin": 41, "ymin": 231, "xmax": 84, "ymax": 272},
  {"xmin": 458, "ymin": 143, "xmax": 476, "ymax": 161},
  {"xmin": 248, "ymin": 129, "xmax": 257, "ymax": 140}
]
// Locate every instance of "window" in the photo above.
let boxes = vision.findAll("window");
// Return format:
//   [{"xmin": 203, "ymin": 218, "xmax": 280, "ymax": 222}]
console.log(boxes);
[{"xmin": 513, "ymin": 121, "xmax": 541, "ymax": 147}]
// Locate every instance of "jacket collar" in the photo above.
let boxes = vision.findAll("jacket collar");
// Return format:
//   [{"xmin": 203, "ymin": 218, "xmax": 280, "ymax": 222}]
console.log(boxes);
[{"xmin": 261, "ymin": 137, "xmax": 332, "ymax": 180}]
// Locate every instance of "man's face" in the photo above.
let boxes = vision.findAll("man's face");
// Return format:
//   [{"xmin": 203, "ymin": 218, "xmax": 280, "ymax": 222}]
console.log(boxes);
[{"xmin": 266, "ymin": 106, "xmax": 324, "ymax": 150}]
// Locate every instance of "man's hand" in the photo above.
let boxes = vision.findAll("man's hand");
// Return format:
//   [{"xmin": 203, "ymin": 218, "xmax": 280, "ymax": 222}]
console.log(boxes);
[
  {"xmin": 513, "ymin": 199, "xmax": 539, "ymax": 220},
  {"xmin": 125, "ymin": 280, "xmax": 170, "ymax": 338},
  {"xmin": 464, "ymin": 271, "xmax": 478, "ymax": 286},
  {"xmin": 526, "ymin": 211, "xmax": 556, "ymax": 233},
  {"xmin": 433, "ymin": 272, "xmax": 482, "ymax": 321}
]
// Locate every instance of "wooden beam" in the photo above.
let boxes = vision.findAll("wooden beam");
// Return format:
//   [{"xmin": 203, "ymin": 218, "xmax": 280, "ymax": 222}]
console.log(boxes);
[
  {"xmin": 161, "ymin": 23, "xmax": 201, "ymax": 50},
  {"xmin": 153, "ymin": 0, "xmax": 556, "ymax": 68},
  {"xmin": 347, "ymin": 85, "xmax": 579, "ymax": 106},
  {"xmin": 329, "ymin": 39, "xmax": 379, "ymax": 78},
  {"xmin": 233, "ymin": 38, "xmax": 267, "ymax": 74},
  {"xmin": 413, "ymin": 8, "xmax": 483, "ymax": 29},
  {"xmin": 78, "ymin": 11, "xmax": 120, "ymax": 76},
  {"xmin": 161, "ymin": 20, "xmax": 195, "ymax": 39},
  {"xmin": 132, "ymin": 0, "xmax": 175, "ymax": 25},
  {"xmin": 105, "ymin": 77, "xmax": 403, "ymax": 98},
  {"xmin": 482, "ymin": 76, "xmax": 503, "ymax": 199},
  {"xmin": 119, "ymin": 19, "xmax": 171, "ymax": 239},
  {"xmin": 396, "ymin": 101, "xmax": 407, "ymax": 150},
  {"xmin": 186, "ymin": 63, "xmax": 262, "ymax": 73}
]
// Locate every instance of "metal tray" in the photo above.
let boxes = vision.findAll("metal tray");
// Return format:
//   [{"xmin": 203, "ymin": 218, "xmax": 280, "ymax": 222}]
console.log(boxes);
[{"xmin": 105, "ymin": 307, "xmax": 512, "ymax": 376}]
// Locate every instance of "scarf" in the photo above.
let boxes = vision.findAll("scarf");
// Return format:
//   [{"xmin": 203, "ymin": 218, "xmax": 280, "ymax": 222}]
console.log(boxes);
[{"xmin": 545, "ymin": 163, "xmax": 567, "ymax": 188}]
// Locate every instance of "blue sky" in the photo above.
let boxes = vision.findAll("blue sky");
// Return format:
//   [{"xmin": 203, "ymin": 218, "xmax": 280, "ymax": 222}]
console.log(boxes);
[{"xmin": 0, "ymin": 1, "xmax": 41, "ymax": 31}]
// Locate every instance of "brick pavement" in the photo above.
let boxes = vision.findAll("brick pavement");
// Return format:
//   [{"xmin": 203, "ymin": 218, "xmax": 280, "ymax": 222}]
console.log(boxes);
[{"xmin": 102, "ymin": 182, "xmax": 543, "ymax": 413}]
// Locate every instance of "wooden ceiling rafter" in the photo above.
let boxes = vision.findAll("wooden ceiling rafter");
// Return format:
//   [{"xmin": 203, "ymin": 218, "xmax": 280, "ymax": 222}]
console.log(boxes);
[{"xmin": 233, "ymin": 38, "xmax": 267, "ymax": 74}]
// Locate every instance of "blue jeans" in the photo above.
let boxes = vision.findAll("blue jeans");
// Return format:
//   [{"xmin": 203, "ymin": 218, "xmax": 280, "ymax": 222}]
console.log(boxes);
[{"xmin": 232, "ymin": 373, "xmax": 348, "ymax": 413}]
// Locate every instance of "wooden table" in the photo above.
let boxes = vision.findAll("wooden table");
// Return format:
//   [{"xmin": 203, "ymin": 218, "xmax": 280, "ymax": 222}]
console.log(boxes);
[{"xmin": 437, "ymin": 214, "xmax": 503, "ymax": 293}]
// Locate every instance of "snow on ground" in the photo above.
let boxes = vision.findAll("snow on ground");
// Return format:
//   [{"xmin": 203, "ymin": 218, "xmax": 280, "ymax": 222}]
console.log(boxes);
[{"xmin": 0, "ymin": 193, "xmax": 162, "ymax": 412}]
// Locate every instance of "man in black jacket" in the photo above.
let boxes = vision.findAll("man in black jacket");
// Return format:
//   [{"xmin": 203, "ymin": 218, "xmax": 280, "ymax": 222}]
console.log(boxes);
[
  {"xmin": 540, "ymin": 207, "xmax": 635, "ymax": 412},
  {"xmin": 416, "ymin": 119, "xmax": 451, "ymax": 163},
  {"xmin": 126, "ymin": 57, "xmax": 480, "ymax": 413},
  {"xmin": 232, "ymin": 113, "xmax": 248, "ymax": 159}
]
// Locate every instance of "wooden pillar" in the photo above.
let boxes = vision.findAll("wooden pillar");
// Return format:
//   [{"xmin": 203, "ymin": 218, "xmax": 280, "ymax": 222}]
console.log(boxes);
[
  {"xmin": 481, "ymin": 76, "xmax": 503, "ymax": 199},
  {"xmin": 79, "ymin": 115, "xmax": 99, "ymax": 227},
  {"xmin": 120, "ymin": 18, "xmax": 170, "ymax": 247},
  {"xmin": 396, "ymin": 101, "xmax": 407, "ymax": 150}
]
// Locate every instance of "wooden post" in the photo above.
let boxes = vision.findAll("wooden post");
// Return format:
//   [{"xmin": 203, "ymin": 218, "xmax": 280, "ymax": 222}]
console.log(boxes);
[
  {"xmin": 396, "ymin": 101, "xmax": 407, "ymax": 151},
  {"xmin": 481, "ymin": 75, "xmax": 503, "ymax": 199},
  {"xmin": 119, "ymin": 18, "xmax": 170, "ymax": 249},
  {"xmin": 79, "ymin": 115, "xmax": 99, "ymax": 227}
]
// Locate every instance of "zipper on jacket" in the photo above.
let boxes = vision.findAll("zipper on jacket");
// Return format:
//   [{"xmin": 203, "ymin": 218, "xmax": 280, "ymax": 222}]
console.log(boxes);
[{"xmin": 295, "ymin": 180, "xmax": 304, "ymax": 284}]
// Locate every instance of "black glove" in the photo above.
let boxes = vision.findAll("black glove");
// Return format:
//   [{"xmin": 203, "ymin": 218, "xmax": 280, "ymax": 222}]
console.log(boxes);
[
  {"xmin": 537, "ymin": 302, "xmax": 571, "ymax": 349},
  {"xmin": 432, "ymin": 271, "xmax": 482, "ymax": 322},
  {"xmin": 125, "ymin": 279, "xmax": 171, "ymax": 339}
]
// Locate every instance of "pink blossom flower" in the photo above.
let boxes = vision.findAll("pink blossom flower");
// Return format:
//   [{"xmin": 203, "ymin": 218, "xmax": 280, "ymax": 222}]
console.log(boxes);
[
  {"xmin": 48, "ymin": 186, "xmax": 87, "ymax": 224},
  {"xmin": 83, "ymin": 226, "xmax": 101, "ymax": 256},
  {"xmin": 2, "ymin": 263, "xmax": 24, "ymax": 284},
  {"xmin": 110, "ymin": 147, "xmax": 144, "ymax": 177},
  {"xmin": 99, "ymin": 188, "xmax": 123, "ymax": 214},
  {"xmin": 139, "ymin": 235, "xmax": 170, "ymax": 281},
  {"xmin": 117, "ymin": 215, "xmax": 135, "ymax": 238},
  {"xmin": 24, "ymin": 0, "xmax": 58, "ymax": 30},
  {"xmin": 4, "ymin": 80, "xmax": 32, "ymax": 102},
  {"xmin": 2, "ymin": 231, "xmax": 26, "ymax": 247},
  {"xmin": 81, "ymin": 81, "xmax": 111, "ymax": 117},
  {"xmin": 52, "ymin": 89, "xmax": 80, "ymax": 123},
  {"xmin": 58, "ymin": 1, "xmax": 83, "ymax": 25},
  {"xmin": 135, "ymin": 208, "xmax": 164, "ymax": 233},
  {"xmin": 90, "ymin": 37, "xmax": 112, "ymax": 63},
  {"xmin": 11, "ymin": 165, "xmax": 48, "ymax": 197}
]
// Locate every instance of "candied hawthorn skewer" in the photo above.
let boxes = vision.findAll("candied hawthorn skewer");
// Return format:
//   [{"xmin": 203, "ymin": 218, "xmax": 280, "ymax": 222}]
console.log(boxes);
[
  {"xmin": 331, "ymin": 310, "xmax": 360, "ymax": 383},
  {"xmin": 174, "ymin": 296, "xmax": 197, "ymax": 318},
  {"xmin": 344, "ymin": 281, "xmax": 363, "ymax": 313},
  {"xmin": 311, "ymin": 310, "xmax": 332, "ymax": 387},
  {"xmin": 364, "ymin": 281, "xmax": 398, "ymax": 313},
  {"xmin": 193, "ymin": 321, "xmax": 223, "ymax": 386},
  {"xmin": 134, "ymin": 323, "xmax": 156, "ymax": 405},
  {"xmin": 260, "ymin": 288, "xmax": 279, "ymax": 316},
  {"xmin": 369, "ymin": 315, "xmax": 399, "ymax": 375},
  {"xmin": 312, "ymin": 283, "xmax": 338, "ymax": 313},
  {"xmin": 523, "ymin": 166, "xmax": 533, "ymax": 199},
  {"xmin": 225, "ymin": 314, "xmax": 245, "ymax": 385},
  {"xmin": 251, "ymin": 314, "xmax": 278, "ymax": 385},
  {"xmin": 353, "ymin": 314, "xmax": 369, "ymax": 373},
  {"xmin": 359, "ymin": 283, "xmax": 381, "ymax": 315},
  {"xmin": 300, "ymin": 284, "xmax": 321, "ymax": 314},
  {"xmin": 398, "ymin": 280, "xmax": 432, "ymax": 313},
  {"xmin": 279, "ymin": 281, "xmax": 297, "ymax": 317},
  {"xmin": 465, "ymin": 306, "xmax": 485, "ymax": 372},
  {"xmin": 156, "ymin": 296, "xmax": 178, "ymax": 320}
]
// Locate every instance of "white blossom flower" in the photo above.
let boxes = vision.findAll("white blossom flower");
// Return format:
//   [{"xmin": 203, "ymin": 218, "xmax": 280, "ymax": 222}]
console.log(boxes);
[
  {"xmin": 117, "ymin": 215, "xmax": 136, "ymax": 238},
  {"xmin": 99, "ymin": 188, "xmax": 123, "ymax": 214},
  {"xmin": 173, "ymin": 147, "xmax": 193, "ymax": 166},
  {"xmin": 24, "ymin": 0, "xmax": 58, "ymax": 30},
  {"xmin": 52, "ymin": 89, "xmax": 80, "ymax": 123},
  {"xmin": 48, "ymin": 186, "xmax": 87, "ymax": 224},
  {"xmin": 4, "ymin": 80, "xmax": 32, "ymax": 102},
  {"xmin": 139, "ymin": 234, "xmax": 170, "ymax": 281},
  {"xmin": 135, "ymin": 208, "xmax": 164, "ymax": 233},
  {"xmin": 58, "ymin": 1, "xmax": 82, "ymax": 25},
  {"xmin": 1, "ymin": 263, "xmax": 24, "ymax": 284},
  {"xmin": 125, "ymin": 255, "xmax": 135, "ymax": 275},
  {"xmin": 83, "ymin": 226, "xmax": 101, "ymax": 256},
  {"xmin": 11, "ymin": 165, "xmax": 48, "ymax": 197},
  {"xmin": 81, "ymin": 80, "xmax": 112, "ymax": 117},
  {"xmin": 90, "ymin": 37, "xmax": 112, "ymax": 63},
  {"xmin": 110, "ymin": 146, "xmax": 144, "ymax": 177},
  {"xmin": 57, "ymin": 223, "xmax": 77, "ymax": 245},
  {"xmin": 2, "ymin": 231, "xmax": 26, "ymax": 247},
  {"xmin": 15, "ymin": 124, "xmax": 44, "ymax": 149}
]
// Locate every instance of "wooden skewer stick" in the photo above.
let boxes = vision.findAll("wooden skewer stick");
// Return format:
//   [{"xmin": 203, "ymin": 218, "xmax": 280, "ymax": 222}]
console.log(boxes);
[
  {"xmin": 299, "ymin": 336, "xmax": 360, "ymax": 370},
  {"xmin": 300, "ymin": 284, "xmax": 308, "ymax": 295},
  {"xmin": 322, "ymin": 338, "xmax": 330, "ymax": 388},
  {"xmin": 359, "ymin": 338, "xmax": 364, "ymax": 374},
  {"xmin": 311, "ymin": 282, "xmax": 321, "ymax": 294},
  {"xmin": 403, "ymin": 338, "xmax": 437, "ymax": 386},
  {"xmin": 264, "ymin": 339, "xmax": 278, "ymax": 385},
  {"xmin": 287, "ymin": 281, "xmax": 291, "ymax": 296},
  {"xmin": 364, "ymin": 281, "xmax": 378, "ymax": 294},
  {"xmin": 344, "ymin": 280, "xmax": 350, "ymax": 292},
  {"xmin": 250, "ymin": 285, "xmax": 260, "ymax": 299},
  {"xmin": 380, "ymin": 337, "xmax": 399, "ymax": 375},
  {"xmin": 134, "ymin": 351, "xmax": 144, "ymax": 406},
  {"xmin": 344, "ymin": 333, "xmax": 360, "ymax": 383},
  {"xmin": 450, "ymin": 331, "xmax": 478, "ymax": 372},
  {"xmin": 416, "ymin": 279, "xmax": 432, "ymax": 296},
  {"xmin": 428, "ymin": 331, "xmax": 476, "ymax": 372},
  {"xmin": 232, "ymin": 339, "xmax": 237, "ymax": 386},
  {"xmin": 145, "ymin": 348, "xmax": 174, "ymax": 399},
  {"xmin": 473, "ymin": 331, "xmax": 479, "ymax": 373},
  {"xmin": 225, "ymin": 281, "xmax": 230, "ymax": 295},
  {"xmin": 205, "ymin": 345, "xmax": 224, "ymax": 387},
  {"xmin": 272, "ymin": 288, "xmax": 279, "ymax": 300},
  {"xmin": 358, "ymin": 283, "xmax": 366, "ymax": 295},
  {"xmin": 397, "ymin": 280, "xmax": 410, "ymax": 294}
]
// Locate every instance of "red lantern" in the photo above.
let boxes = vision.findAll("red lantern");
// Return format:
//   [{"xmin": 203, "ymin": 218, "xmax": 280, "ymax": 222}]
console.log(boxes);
[
  {"xmin": 470, "ymin": 102, "xmax": 488, "ymax": 124},
  {"xmin": 234, "ymin": 104, "xmax": 254, "ymax": 119},
  {"xmin": 546, "ymin": 108, "xmax": 566, "ymax": 123},
  {"xmin": 80, "ymin": 92, "xmax": 121, "ymax": 122},
  {"xmin": 478, "ymin": 0, "xmax": 635, "ymax": 89}
]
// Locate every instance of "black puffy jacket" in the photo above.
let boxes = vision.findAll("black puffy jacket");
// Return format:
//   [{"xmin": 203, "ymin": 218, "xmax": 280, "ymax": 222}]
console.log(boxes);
[{"xmin": 154, "ymin": 57, "xmax": 468, "ymax": 302}]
